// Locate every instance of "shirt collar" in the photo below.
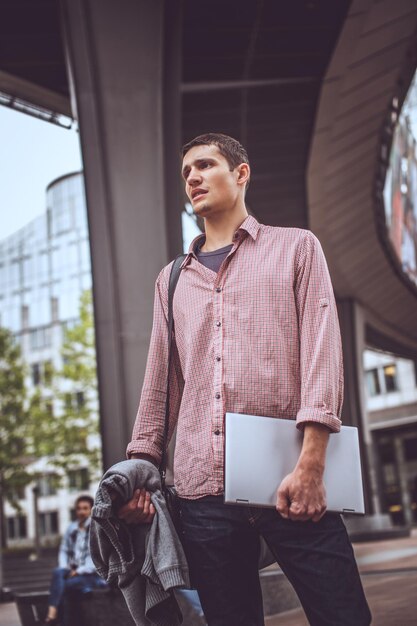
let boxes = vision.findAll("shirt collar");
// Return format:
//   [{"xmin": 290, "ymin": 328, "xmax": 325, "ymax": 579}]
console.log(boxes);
[
  {"xmin": 183, "ymin": 215, "xmax": 260, "ymax": 267},
  {"xmin": 75, "ymin": 516, "xmax": 91, "ymax": 531},
  {"xmin": 237, "ymin": 215, "xmax": 261, "ymax": 241}
]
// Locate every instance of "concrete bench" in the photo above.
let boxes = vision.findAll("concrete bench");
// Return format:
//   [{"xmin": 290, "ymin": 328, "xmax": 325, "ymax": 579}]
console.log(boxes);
[
  {"xmin": 13, "ymin": 588, "xmax": 206, "ymax": 626},
  {"xmin": 13, "ymin": 569, "xmax": 299, "ymax": 625}
]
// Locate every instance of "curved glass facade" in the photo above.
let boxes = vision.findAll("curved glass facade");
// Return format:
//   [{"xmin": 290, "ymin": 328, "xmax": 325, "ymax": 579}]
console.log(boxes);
[
  {"xmin": 383, "ymin": 72, "xmax": 417, "ymax": 286},
  {"xmin": 0, "ymin": 172, "xmax": 91, "ymax": 333}
]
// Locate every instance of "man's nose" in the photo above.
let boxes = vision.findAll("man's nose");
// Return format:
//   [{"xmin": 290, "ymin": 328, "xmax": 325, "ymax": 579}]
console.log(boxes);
[{"xmin": 187, "ymin": 168, "xmax": 202, "ymax": 186}]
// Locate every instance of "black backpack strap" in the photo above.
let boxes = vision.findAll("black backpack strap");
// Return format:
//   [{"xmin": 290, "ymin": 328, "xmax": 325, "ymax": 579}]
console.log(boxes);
[{"xmin": 160, "ymin": 253, "xmax": 187, "ymax": 485}]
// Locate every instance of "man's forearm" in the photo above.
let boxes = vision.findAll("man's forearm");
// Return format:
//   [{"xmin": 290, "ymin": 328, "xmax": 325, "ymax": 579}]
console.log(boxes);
[
  {"xmin": 276, "ymin": 422, "xmax": 330, "ymax": 521},
  {"xmin": 296, "ymin": 422, "xmax": 330, "ymax": 475}
]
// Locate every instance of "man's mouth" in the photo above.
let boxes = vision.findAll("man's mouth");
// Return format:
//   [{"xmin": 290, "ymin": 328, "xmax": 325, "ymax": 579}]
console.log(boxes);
[{"xmin": 191, "ymin": 189, "xmax": 208, "ymax": 202}]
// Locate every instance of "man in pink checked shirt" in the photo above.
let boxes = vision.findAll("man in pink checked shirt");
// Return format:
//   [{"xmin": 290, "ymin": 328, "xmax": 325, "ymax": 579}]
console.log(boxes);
[{"xmin": 119, "ymin": 133, "xmax": 371, "ymax": 626}]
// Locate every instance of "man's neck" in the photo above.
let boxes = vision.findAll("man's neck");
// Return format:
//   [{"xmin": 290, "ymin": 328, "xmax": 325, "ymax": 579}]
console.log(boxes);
[
  {"xmin": 78, "ymin": 518, "xmax": 89, "ymax": 529},
  {"xmin": 201, "ymin": 208, "xmax": 248, "ymax": 252}
]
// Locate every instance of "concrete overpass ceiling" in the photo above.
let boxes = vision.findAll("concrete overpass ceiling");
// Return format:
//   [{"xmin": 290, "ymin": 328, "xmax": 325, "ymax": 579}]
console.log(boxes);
[
  {"xmin": 0, "ymin": 0, "xmax": 71, "ymax": 116},
  {"xmin": 182, "ymin": 0, "xmax": 351, "ymax": 229},
  {"xmin": 3, "ymin": 0, "xmax": 415, "ymax": 351},
  {"xmin": 308, "ymin": 0, "xmax": 417, "ymax": 350}
]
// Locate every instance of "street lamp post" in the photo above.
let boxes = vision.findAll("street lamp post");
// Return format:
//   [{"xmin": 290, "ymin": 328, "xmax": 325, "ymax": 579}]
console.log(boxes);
[{"xmin": 32, "ymin": 486, "xmax": 41, "ymax": 559}]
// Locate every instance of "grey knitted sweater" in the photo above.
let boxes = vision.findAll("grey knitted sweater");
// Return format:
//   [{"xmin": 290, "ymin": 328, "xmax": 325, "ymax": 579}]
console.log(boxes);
[{"xmin": 90, "ymin": 460, "xmax": 190, "ymax": 626}]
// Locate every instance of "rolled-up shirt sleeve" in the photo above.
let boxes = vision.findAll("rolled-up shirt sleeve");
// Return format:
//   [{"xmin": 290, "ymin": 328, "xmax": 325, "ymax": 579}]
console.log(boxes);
[
  {"xmin": 126, "ymin": 264, "xmax": 183, "ymax": 462},
  {"xmin": 294, "ymin": 231, "xmax": 343, "ymax": 433}
]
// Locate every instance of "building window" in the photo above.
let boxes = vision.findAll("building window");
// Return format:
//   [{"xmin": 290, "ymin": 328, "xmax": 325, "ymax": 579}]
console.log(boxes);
[
  {"xmin": 366, "ymin": 369, "xmax": 381, "ymax": 396},
  {"xmin": 7, "ymin": 516, "xmax": 27, "ymax": 540},
  {"xmin": 30, "ymin": 327, "xmax": 52, "ymax": 350},
  {"xmin": 68, "ymin": 468, "xmax": 90, "ymax": 492},
  {"xmin": 37, "ymin": 474, "xmax": 58, "ymax": 497},
  {"xmin": 39, "ymin": 511, "xmax": 59, "ymax": 537},
  {"xmin": 383, "ymin": 364, "xmax": 397, "ymax": 392},
  {"xmin": 76, "ymin": 391, "xmax": 85, "ymax": 410},
  {"xmin": 64, "ymin": 391, "xmax": 85, "ymax": 412},
  {"xmin": 32, "ymin": 363, "xmax": 41, "ymax": 386},
  {"xmin": 404, "ymin": 438, "xmax": 417, "ymax": 462}
]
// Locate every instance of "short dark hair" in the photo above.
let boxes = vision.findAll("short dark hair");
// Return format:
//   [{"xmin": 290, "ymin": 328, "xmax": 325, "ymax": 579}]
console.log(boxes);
[
  {"xmin": 182, "ymin": 133, "xmax": 250, "ymax": 181},
  {"xmin": 75, "ymin": 495, "xmax": 94, "ymax": 508}
]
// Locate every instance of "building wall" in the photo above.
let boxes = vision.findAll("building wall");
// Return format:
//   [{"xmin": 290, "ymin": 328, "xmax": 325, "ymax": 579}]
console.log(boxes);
[
  {"xmin": 0, "ymin": 171, "xmax": 100, "ymax": 547},
  {"xmin": 363, "ymin": 349, "xmax": 417, "ymax": 526}
]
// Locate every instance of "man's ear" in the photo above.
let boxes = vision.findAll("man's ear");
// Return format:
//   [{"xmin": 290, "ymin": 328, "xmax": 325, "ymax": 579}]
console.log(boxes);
[{"xmin": 237, "ymin": 163, "xmax": 250, "ymax": 187}]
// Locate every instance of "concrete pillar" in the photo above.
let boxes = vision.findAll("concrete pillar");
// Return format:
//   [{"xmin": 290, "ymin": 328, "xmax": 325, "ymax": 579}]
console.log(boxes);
[
  {"xmin": 60, "ymin": 0, "xmax": 183, "ymax": 468},
  {"xmin": 337, "ymin": 298, "xmax": 376, "ymax": 514},
  {"xmin": 393, "ymin": 436, "xmax": 413, "ymax": 526}
]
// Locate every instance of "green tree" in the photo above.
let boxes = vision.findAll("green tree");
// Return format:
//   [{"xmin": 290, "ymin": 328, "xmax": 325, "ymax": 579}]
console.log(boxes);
[
  {"xmin": 0, "ymin": 291, "xmax": 101, "ymax": 550},
  {"xmin": 0, "ymin": 327, "xmax": 29, "ymax": 549},
  {"xmin": 28, "ymin": 289, "xmax": 101, "ymax": 474}
]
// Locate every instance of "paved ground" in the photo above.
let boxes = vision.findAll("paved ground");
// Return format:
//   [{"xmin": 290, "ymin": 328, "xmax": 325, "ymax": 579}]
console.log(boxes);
[
  {"xmin": 0, "ymin": 602, "xmax": 19, "ymax": 626},
  {"xmin": 265, "ymin": 529, "xmax": 417, "ymax": 626},
  {"xmin": 2, "ymin": 530, "xmax": 417, "ymax": 626}
]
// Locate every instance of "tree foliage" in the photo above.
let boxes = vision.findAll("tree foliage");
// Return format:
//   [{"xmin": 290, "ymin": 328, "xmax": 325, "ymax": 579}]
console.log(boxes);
[
  {"xmin": 27, "ymin": 289, "xmax": 101, "ymax": 473},
  {"xmin": 0, "ymin": 327, "xmax": 30, "ymax": 547},
  {"xmin": 0, "ymin": 327, "xmax": 30, "ymax": 507},
  {"xmin": 0, "ymin": 290, "xmax": 101, "ymax": 548}
]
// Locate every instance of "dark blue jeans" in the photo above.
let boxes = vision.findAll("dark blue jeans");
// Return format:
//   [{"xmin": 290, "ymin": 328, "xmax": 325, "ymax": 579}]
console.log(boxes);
[
  {"xmin": 48, "ymin": 567, "xmax": 107, "ymax": 626},
  {"xmin": 179, "ymin": 496, "xmax": 371, "ymax": 626}
]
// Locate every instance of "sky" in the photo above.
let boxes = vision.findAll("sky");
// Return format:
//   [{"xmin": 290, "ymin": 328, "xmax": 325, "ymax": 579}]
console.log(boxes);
[
  {"xmin": 0, "ymin": 106, "xmax": 83, "ymax": 241},
  {"xmin": 0, "ymin": 104, "xmax": 200, "ymax": 249}
]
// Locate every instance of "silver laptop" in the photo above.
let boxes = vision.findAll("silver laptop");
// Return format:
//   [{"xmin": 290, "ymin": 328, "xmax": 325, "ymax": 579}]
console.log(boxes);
[{"xmin": 224, "ymin": 412, "xmax": 365, "ymax": 515}]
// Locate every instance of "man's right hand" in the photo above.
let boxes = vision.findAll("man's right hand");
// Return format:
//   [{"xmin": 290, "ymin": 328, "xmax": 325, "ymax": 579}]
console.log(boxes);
[{"xmin": 117, "ymin": 488, "xmax": 156, "ymax": 524}]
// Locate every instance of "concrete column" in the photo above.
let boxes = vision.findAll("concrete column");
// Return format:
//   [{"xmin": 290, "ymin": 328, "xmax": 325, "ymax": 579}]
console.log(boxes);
[
  {"xmin": 60, "ymin": 0, "xmax": 183, "ymax": 468},
  {"xmin": 393, "ymin": 436, "xmax": 413, "ymax": 526},
  {"xmin": 337, "ymin": 298, "xmax": 376, "ymax": 514}
]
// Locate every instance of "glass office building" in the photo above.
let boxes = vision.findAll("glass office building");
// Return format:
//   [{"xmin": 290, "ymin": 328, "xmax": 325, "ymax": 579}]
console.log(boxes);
[
  {"xmin": 0, "ymin": 172, "xmax": 91, "ymax": 334},
  {"xmin": 0, "ymin": 171, "xmax": 98, "ymax": 546}
]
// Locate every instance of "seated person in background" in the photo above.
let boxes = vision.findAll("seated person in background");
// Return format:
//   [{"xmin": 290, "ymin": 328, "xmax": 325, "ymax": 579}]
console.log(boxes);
[{"xmin": 43, "ymin": 494, "xmax": 107, "ymax": 626}]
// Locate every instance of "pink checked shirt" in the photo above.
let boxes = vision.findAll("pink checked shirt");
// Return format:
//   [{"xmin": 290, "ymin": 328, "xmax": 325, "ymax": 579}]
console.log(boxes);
[{"xmin": 127, "ymin": 216, "xmax": 344, "ymax": 499}]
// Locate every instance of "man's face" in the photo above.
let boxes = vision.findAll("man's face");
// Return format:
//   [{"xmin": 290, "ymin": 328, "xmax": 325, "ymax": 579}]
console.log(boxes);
[
  {"xmin": 181, "ymin": 144, "xmax": 246, "ymax": 217},
  {"xmin": 75, "ymin": 500, "xmax": 92, "ymax": 523}
]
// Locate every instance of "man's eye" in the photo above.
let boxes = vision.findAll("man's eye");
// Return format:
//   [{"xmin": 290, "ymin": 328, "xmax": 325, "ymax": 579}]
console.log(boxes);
[{"xmin": 200, "ymin": 162, "xmax": 209, "ymax": 169}]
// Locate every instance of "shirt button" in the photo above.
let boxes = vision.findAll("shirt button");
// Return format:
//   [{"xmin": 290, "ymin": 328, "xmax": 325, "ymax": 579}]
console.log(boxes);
[
  {"xmin": 216, "ymin": 321, "xmax": 221, "ymax": 327},
  {"xmin": 216, "ymin": 356, "xmax": 221, "ymax": 362},
  {"xmin": 215, "ymin": 392, "xmax": 221, "ymax": 399},
  {"xmin": 215, "ymin": 287, "xmax": 222, "ymax": 293},
  {"xmin": 214, "ymin": 430, "xmax": 220, "ymax": 435}
]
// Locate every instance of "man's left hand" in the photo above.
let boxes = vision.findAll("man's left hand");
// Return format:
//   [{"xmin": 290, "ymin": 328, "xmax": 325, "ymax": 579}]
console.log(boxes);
[{"xmin": 276, "ymin": 465, "xmax": 327, "ymax": 522}]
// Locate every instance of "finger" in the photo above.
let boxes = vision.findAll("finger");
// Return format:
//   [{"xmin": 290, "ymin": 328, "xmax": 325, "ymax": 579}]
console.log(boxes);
[
  {"xmin": 127, "ymin": 489, "xmax": 142, "ymax": 512},
  {"xmin": 142, "ymin": 491, "xmax": 151, "ymax": 516},
  {"xmin": 118, "ymin": 490, "xmax": 141, "ymax": 519},
  {"xmin": 127, "ymin": 508, "xmax": 155, "ymax": 525},
  {"xmin": 276, "ymin": 489, "xmax": 290, "ymax": 519},
  {"xmin": 136, "ymin": 489, "xmax": 146, "ymax": 510},
  {"xmin": 288, "ymin": 502, "xmax": 310, "ymax": 521},
  {"xmin": 143, "ymin": 509, "xmax": 156, "ymax": 524},
  {"xmin": 149, "ymin": 503, "xmax": 155, "ymax": 515},
  {"xmin": 311, "ymin": 506, "xmax": 327, "ymax": 523},
  {"xmin": 289, "ymin": 509, "xmax": 308, "ymax": 521}
]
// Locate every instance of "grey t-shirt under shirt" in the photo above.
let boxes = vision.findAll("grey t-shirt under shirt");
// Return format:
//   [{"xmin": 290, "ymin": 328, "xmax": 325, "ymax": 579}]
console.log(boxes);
[{"xmin": 195, "ymin": 242, "xmax": 233, "ymax": 273}]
